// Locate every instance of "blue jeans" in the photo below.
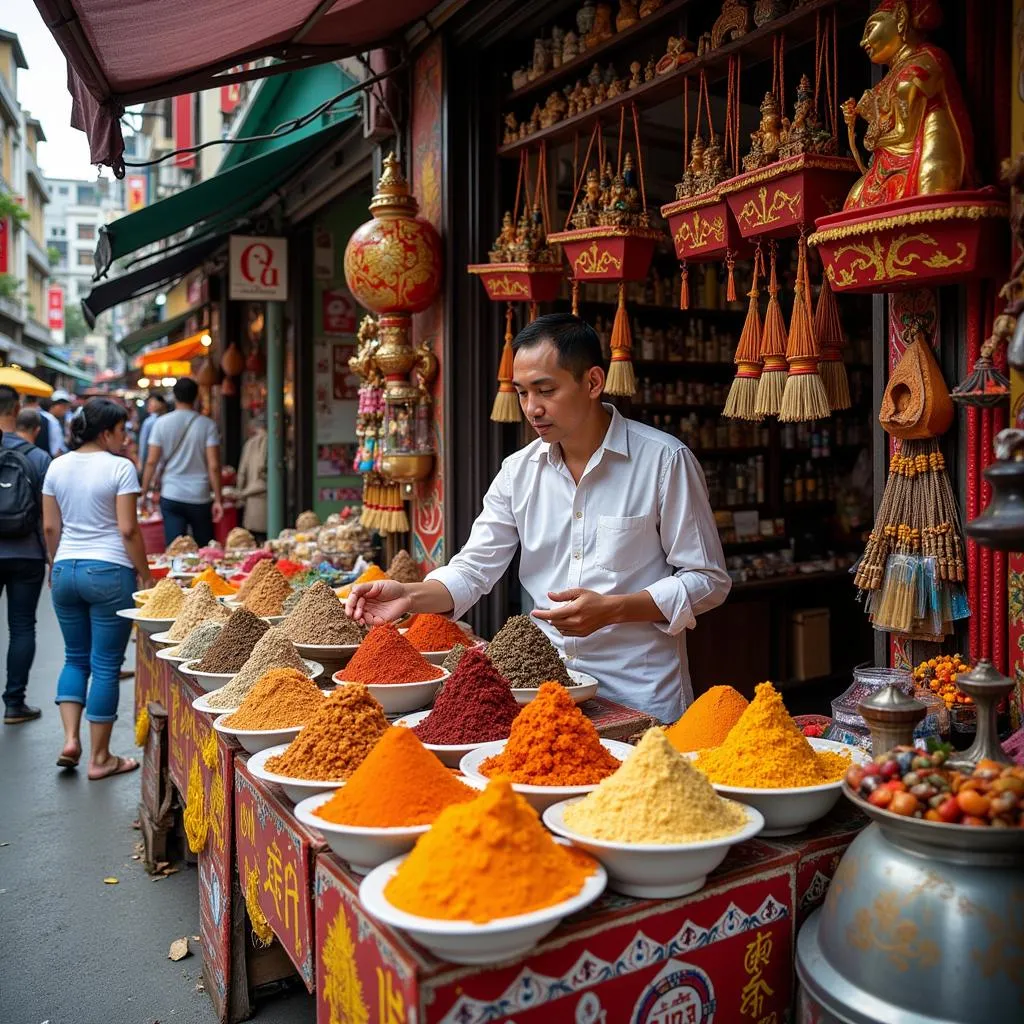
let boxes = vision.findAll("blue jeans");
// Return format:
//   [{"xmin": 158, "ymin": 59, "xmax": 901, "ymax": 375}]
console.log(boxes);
[
  {"xmin": 160, "ymin": 497, "xmax": 214, "ymax": 548},
  {"xmin": 0, "ymin": 558, "xmax": 46, "ymax": 709},
  {"xmin": 52, "ymin": 560, "xmax": 136, "ymax": 723}
]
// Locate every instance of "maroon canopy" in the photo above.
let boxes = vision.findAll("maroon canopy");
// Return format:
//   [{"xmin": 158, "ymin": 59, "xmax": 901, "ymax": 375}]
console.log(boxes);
[{"xmin": 34, "ymin": 0, "xmax": 437, "ymax": 174}]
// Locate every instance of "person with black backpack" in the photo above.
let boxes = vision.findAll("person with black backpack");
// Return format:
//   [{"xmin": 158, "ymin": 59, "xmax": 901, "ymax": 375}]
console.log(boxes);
[{"xmin": 0, "ymin": 385, "xmax": 51, "ymax": 725}]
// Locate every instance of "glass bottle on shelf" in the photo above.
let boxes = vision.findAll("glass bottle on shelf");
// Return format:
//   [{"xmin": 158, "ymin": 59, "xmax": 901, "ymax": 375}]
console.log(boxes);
[{"xmin": 794, "ymin": 468, "xmax": 805, "ymax": 503}]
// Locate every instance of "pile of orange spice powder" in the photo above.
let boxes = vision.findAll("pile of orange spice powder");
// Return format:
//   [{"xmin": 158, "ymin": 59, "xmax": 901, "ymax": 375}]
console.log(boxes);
[
  {"xmin": 404, "ymin": 613, "xmax": 468, "ymax": 652},
  {"xmin": 480, "ymin": 681, "xmax": 620, "ymax": 786},
  {"xmin": 338, "ymin": 624, "xmax": 442, "ymax": 684}
]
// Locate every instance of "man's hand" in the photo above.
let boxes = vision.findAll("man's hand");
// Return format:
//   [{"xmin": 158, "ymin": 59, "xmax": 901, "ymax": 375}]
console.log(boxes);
[
  {"xmin": 531, "ymin": 589, "xmax": 615, "ymax": 637},
  {"xmin": 345, "ymin": 579, "xmax": 412, "ymax": 626},
  {"xmin": 211, "ymin": 501, "xmax": 224, "ymax": 523}
]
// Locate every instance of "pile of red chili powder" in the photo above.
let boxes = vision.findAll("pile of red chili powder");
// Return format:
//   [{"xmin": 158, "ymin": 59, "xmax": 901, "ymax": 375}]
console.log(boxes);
[
  {"xmin": 338, "ymin": 624, "xmax": 442, "ymax": 684},
  {"xmin": 405, "ymin": 613, "xmax": 468, "ymax": 652},
  {"xmin": 413, "ymin": 648, "xmax": 519, "ymax": 745}
]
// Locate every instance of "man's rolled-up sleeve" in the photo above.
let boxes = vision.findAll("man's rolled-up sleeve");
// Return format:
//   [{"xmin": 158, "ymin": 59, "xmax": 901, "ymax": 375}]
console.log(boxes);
[
  {"xmin": 644, "ymin": 447, "xmax": 731, "ymax": 635},
  {"xmin": 425, "ymin": 463, "xmax": 520, "ymax": 620}
]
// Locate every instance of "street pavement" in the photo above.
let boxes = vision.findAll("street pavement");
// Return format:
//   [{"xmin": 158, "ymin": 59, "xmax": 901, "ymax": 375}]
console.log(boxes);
[{"xmin": 0, "ymin": 591, "xmax": 314, "ymax": 1024}]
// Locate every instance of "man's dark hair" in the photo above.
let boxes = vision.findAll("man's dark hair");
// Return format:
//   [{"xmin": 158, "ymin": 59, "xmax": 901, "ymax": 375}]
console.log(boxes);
[
  {"xmin": 173, "ymin": 377, "xmax": 199, "ymax": 405},
  {"xmin": 511, "ymin": 313, "xmax": 605, "ymax": 380},
  {"xmin": 16, "ymin": 408, "xmax": 41, "ymax": 434},
  {"xmin": 148, "ymin": 393, "xmax": 169, "ymax": 410},
  {"xmin": 0, "ymin": 385, "xmax": 18, "ymax": 417}
]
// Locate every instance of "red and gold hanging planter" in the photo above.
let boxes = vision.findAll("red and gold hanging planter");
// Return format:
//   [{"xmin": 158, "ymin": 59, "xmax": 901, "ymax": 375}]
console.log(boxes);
[
  {"xmin": 661, "ymin": 63, "xmax": 749, "ymax": 309},
  {"xmin": 467, "ymin": 146, "xmax": 563, "ymax": 421},
  {"xmin": 720, "ymin": 22, "xmax": 857, "ymax": 243},
  {"xmin": 548, "ymin": 108, "xmax": 664, "ymax": 396}
]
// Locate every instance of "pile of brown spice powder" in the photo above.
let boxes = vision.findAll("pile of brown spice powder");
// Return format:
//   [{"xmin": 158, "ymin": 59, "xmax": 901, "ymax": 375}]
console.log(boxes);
[
  {"xmin": 207, "ymin": 626, "xmax": 308, "ymax": 709},
  {"xmin": 283, "ymin": 581, "xmax": 366, "ymax": 645},
  {"xmin": 167, "ymin": 582, "xmax": 230, "ymax": 640},
  {"xmin": 441, "ymin": 642, "xmax": 468, "ymax": 676},
  {"xmin": 386, "ymin": 549, "xmax": 423, "ymax": 584},
  {"xmin": 264, "ymin": 684, "xmax": 389, "ymax": 780},
  {"xmin": 235, "ymin": 559, "xmax": 274, "ymax": 601},
  {"xmin": 243, "ymin": 564, "xmax": 292, "ymax": 616},
  {"xmin": 486, "ymin": 615, "xmax": 576, "ymax": 689},
  {"xmin": 193, "ymin": 607, "xmax": 269, "ymax": 674}
]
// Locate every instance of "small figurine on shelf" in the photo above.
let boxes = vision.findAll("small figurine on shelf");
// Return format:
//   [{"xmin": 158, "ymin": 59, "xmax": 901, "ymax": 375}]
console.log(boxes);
[
  {"xmin": 711, "ymin": 0, "xmax": 751, "ymax": 49},
  {"xmin": 644, "ymin": 57, "xmax": 657, "ymax": 81},
  {"xmin": 628, "ymin": 61, "xmax": 643, "ymax": 88},
  {"xmin": 502, "ymin": 112, "xmax": 519, "ymax": 146},
  {"xmin": 742, "ymin": 92, "xmax": 783, "ymax": 171},
  {"xmin": 572, "ymin": 168, "xmax": 604, "ymax": 227},
  {"xmin": 701, "ymin": 132, "xmax": 731, "ymax": 190},
  {"xmin": 540, "ymin": 90, "xmax": 568, "ymax": 128},
  {"xmin": 490, "ymin": 211, "xmax": 517, "ymax": 262},
  {"xmin": 527, "ymin": 104, "xmax": 542, "ymax": 135},
  {"xmin": 676, "ymin": 132, "xmax": 707, "ymax": 198},
  {"xmin": 639, "ymin": 0, "xmax": 663, "ymax": 14},
  {"xmin": 617, "ymin": 1, "xmax": 640, "ymax": 32},
  {"xmin": 599, "ymin": 160, "xmax": 614, "ymax": 208},
  {"xmin": 607, "ymin": 76, "xmax": 627, "ymax": 99},
  {"xmin": 551, "ymin": 27, "xmax": 566, "ymax": 67},
  {"xmin": 696, "ymin": 32, "xmax": 713, "ymax": 57},
  {"xmin": 753, "ymin": 0, "xmax": 786, "ymax": 26},
  {"xmin": 563, "ymin": 30, "xmax": 580, "ymax": 63},
  {"xmin": 511, "ymin": 67, "xmax": 529, "ymax": 90},
  {"xmin": 656, "ymin": 36, "xmax": 696, "ymax": 75},
  {"xmin": 597, "ymin": 154, "xmax": 647, "ymax": 228},
  {"xmin": 586, "ymin": 3, "xmax": 615, "ymax": 48},
  {"xmin": 779, "ymin": 73, "xmax": 834, "ymax": 158},
  {"xmin": 577, "ymin": 0, "xmax": 597, "ymax": 40},
  {"xmin": 529, "ymin": 38, "xmax": 551, "ymax": 81}
]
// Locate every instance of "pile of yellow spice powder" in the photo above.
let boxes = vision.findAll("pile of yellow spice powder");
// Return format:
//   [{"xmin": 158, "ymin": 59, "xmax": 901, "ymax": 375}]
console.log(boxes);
[
  {"xmin": 140, "ymin": 579, "xmax": 185, "ymax": 618},
  {"xmin": 564, "ymin": 728, "xmax": 749, "ymax": 843},
  {"xmin": 695, "ymin": 681, "xmax": 850, "ymax": 788}
]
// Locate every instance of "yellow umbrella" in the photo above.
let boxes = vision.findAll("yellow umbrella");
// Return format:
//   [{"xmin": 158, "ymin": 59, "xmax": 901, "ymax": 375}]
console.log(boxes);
[{"xmin": 0, "ymin": 366, "xmax": 54, "ymax": 398}]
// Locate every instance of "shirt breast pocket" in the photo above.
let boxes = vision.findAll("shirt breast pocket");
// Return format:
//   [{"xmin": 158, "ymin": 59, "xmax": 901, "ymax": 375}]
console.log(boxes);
[{"xmin": 595, "ymin": 514, "xmax": 648, "ymax": 572}]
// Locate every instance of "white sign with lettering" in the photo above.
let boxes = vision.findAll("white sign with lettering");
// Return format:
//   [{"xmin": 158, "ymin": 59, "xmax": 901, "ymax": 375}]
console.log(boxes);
[{"xmin": 229, "ymin": 235, "xmax": 288, "ymax": 301}]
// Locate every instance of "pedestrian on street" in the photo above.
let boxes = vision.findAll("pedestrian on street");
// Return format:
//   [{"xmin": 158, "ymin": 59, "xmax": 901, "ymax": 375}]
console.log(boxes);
[
  {"xmin": 236, "ymin": 417, "xmax": 268, "ymax": 544},
  {"xmin": 0, "ymin": 386, "xmax": 51, "ymax": 725},
  {"xmin": 15, "ymin": 407, "xmax": 43, "ymax": 447},
  {"xmin": 42, "ymin": 398, "xmax": 153, "ymax": 779},
  {"xmin": 49, "ymin": 390, "xmax": 74, "ymax": 450},
  {"xmin": 140, "ymin": 377, "xmax": 223, "ymax": 547},
  {"xmin": 21, "ymin": 394, "xmax": 63, "ymax": 457},
  {"xmin": 136, "ymin": 392, "xmax": 168, "ymax": 473}
]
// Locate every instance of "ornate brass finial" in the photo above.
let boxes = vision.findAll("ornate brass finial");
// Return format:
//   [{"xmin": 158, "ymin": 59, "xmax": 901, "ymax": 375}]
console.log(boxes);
[{"xmin": 369, "ymin": 153, "xmax": 420, "ymax": 218}]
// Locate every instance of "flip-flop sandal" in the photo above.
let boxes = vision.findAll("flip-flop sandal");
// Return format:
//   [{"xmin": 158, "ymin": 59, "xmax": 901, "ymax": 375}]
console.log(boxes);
[
  {"xmin": 88, "ymin": 755, "xmax": 139, "ymax": 781},
  {"xmin": 56, "ymin": 751, "xmax": 81, "ymax": 769}
]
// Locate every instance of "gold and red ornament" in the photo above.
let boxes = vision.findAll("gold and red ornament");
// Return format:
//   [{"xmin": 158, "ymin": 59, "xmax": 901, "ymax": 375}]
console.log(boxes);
[
  {"xmin": 467, "ymin": 146, "xmax": 562, "ymax": 422},
  {"xmin": 722, "ymin": 243, "xmax": 764, "ymax": 421},
  {"xmin": 809, "ymin": 0, "xmax": 1007, "ymax": 292},
  {"xmin": 661, "ymin": 63, "xmax": 748, "ymax": 310},
  {"xmin": 720, "ymin": 22, "xmax": 857, "ymax": 242},
  {"xmin": 548, "ymin": 108, "xmax": 663, "ymax": 397},
  {"xmin": 779, "ymin": 234, "xmax": 830, "ymax": 423},
  {"xmin": 343, "ymin": 153, "xmax": 443, "ymax": 532}
]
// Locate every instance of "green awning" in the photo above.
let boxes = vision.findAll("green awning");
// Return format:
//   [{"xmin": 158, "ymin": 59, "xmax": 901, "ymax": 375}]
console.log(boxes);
[
  {"xmin": 97, "ymin": 117, "xmax": 353, "ymax": 271},
  {"xmin": 117, "ymin": 305, "xmax": 205, "ymax": 356},
  {"xmin": 36, "ymin": 352, "xmax": 94, "ymax": 386}
]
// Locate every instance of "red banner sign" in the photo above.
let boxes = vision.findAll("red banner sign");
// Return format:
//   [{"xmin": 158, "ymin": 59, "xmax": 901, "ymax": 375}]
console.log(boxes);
[
  {"xmin": 235, "ymin": 759, "xmax": 323, "ymax": 991},
  {"xmin": 126, "ymin": 174, "xmax": 147, "ymax": 213},
  {"xmin": 322, "ymin": 288, "xmax": 356, "ymax": 335},
  {"xmin": 0, "ymin": 217, "xmax": 8, "ymax": 274},
  {"xmin": 172, "ymin": 94, "xmax": 196, "ymax": 169},
  {"xmin": 47, "ymin": 287, "xmax": 64, "ymax": 330}
]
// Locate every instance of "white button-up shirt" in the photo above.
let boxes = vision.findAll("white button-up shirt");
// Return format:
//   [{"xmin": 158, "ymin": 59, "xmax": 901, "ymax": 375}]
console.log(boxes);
[{"xmin": 426, "ymin": 405, "xmax": 731, "ymax": 722}]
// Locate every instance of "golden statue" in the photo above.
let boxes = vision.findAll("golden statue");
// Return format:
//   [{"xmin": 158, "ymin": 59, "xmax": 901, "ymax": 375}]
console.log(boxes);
[
  {"xmin": 742, "ymin": 92, "xmax": 783, "ymax": 171},
  {"xmin": 490, "ymin": 211, "xmax": 516, "ymax": 262},
  {"xmin": 676, "ymin": 131, "xmax": 706, "ymax": 198},
  {"xmin": 843, "ymin": 0, "xmax": 973, "ymax": 209}
]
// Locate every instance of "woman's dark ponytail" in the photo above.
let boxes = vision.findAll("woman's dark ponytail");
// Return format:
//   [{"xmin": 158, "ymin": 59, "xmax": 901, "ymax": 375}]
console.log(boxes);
[{"xmin": 68, "ymin": 398, "xmax": 127, "ymax": 450}]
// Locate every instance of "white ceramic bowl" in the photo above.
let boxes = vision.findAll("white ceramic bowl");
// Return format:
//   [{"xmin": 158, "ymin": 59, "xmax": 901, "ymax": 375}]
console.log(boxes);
[
  {"xmin": 149, "ymin": 629, "xmax": 181, "ymax": 648},
  {"xmin": 460, "ymin": 738, "xmax": 634, "ymax": 813},
  {"xmin": 155, "ymin": 645, "xmax": 191, "ymax": 664},
  {"xmin": 181, "ymin": 658, "xmax": 324, "ymax": 693},
  {"xmin": 211, "ymin": 714, "xmax": 303, "ymax": 754},
  {"xmin": 292, "ymin": 641, "xmax": 361, "ymax": 671},
  {"xmin": 412, "ymin": 640, "xmax": 486, "ymax": 667},
  {"xmin": 393, "ymin": 709, "xmax": 501, "ymax": 768},
  {"xmin": 684, "ymin": 738, "xmax": 871, "ymax": 836},
  {"xmin": 115, "ymin": 608, "xmax": 178, "ymax": 634},
  {"xmin": 247, "ymin": 743, "xmax": 346, "ymax": 803},
  {"xmin": 332, "ymin": 669, "xmax": 448, "ymax": 716},
  {"xmin": 510, "ymin": 670, "xmax": 599, "ymax": 706},
  {"xmin": 359, "ymin": 844, "xmax": 606, "ymax": 965},
  {"xmin": 192, "ymin": 690, "xmax": 239, "ymax": 715},
  {"xmin": 294, "ymin": 777, "xmax": 486, "ymax": 874},
  {"xmin": 543, "ymin": 798, "xmax": 765, "ymax": 898},
  {"xmin": 261, "ymin": 613, "xmax": 286, "ymax": 625}
]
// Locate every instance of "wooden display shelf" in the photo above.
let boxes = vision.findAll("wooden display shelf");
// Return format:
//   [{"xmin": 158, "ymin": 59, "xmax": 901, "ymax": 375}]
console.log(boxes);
[
  {"xmin": 499, "ymin": 0, "xmax": 850, "ymax": 157},
  {"xmin": 505, "ymin": 0, "xmax": 693, "ymax": 104}
]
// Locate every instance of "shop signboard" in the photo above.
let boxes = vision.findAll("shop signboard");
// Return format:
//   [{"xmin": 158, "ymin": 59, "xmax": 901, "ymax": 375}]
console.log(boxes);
[
  {"xmin": 172, "ymin": 94, "xmax": 196, "ymax": 170},
  {"xmin": 47, "ymin": 286, "xmax": 64, "ymax": 330},
  {"xmin": 126, "ymin": 174, "xmax": 147, "ymax": 213},
  {"xmin": 314, "ymin": 226, "xmax": 335, "ymax": 281},
  {"xmin": 234, "ymin": 757, "xmax": 325, "ymax": 992},
  {"xmin": 322, "ymin": 288, "xmax": 357, "ymax": 335},
  {"xmin": 314, "ymin": 842, "xmax": 797, "ymax": 1024},
  {"xmin": 167, "ymin": 668, "xmax": 236, "ymax": 1021},
  {"xmin": 229, "ymin": 235, "xmax": 288, "ymax": 301}
]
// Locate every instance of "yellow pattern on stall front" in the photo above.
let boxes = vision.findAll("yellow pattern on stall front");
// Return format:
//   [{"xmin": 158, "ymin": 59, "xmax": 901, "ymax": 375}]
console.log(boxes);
[{"xmin": 322, "ymin": 909, "xmax": 369, "ymax": 1024}]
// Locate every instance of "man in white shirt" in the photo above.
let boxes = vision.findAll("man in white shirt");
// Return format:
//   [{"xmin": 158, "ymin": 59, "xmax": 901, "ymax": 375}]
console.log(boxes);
[
  {"xmin": 140, "ymin": 377, "xmax": 223, "ymax": 547},
  {"xmin": 346, "ymin": 314, "xmax": 730, "ymax": 722},
  {"xmin": 22, "ymin": 394, "xmax": 66, "ymax": 458}
]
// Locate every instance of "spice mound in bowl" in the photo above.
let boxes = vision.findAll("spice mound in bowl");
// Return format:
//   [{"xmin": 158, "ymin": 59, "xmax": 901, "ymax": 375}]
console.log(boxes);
[
  {"xmin": 222, "ymin": 668, "xmax": 324, "ymax": 731},
  {"xmin": 192, "ymin": 607, "xmax": 270, "ymax": 675},
  {"xmin": 338, "ymin": 624, "xmax": 442, "ymax": 685},
  {"xmin": 404, "ymin": 613, "xmax": 469, "ymax": 653},
  {"xmin": 242, "ymin": 563, "xmax": 292, "ymax": 616},
  {"xmin": 164, "ymin": 622, "xmax": 224, "ymax": 661},
  {"xmin": 206, "ymin": 626, "xmax": 309, "ymax": 709},
  {"xmin": 664, "ymin": 685, "xmax": 748, "ymax": 753},
  {"xmin": 190, "ymin": 567, "xmax": 236, "ymax": 597},
  {"xmin": 167, "ymin": 582, "xmax": 230, "ymax": 640},
  {"xmin": 545, "ymin": 728, "xmax": 762, "ymax": 898},
  {"xmin": 283, "ymin": 581, "xmax": 367, "ymax": 645},
  {"xmin": 486, "ymin": 615, "xmax": 575, "ymax": 689},
  {"xmin": 139, "ymin": 578, "xmax": 185, "ymax": 619}
]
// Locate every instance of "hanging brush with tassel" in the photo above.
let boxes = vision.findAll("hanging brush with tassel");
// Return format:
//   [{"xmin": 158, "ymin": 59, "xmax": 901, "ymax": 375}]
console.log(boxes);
[
  {"xmin": 813, "ymin": 273, "xmax": 851, "ymax": 411},
  {"xmin": 755, "ymin": 242, "xmax": 788, "ymax": 418},
  {"xmin": 780, "ymin": 234, "xmax": 831, "ymax": 423},
  {"xmin": 605, "ymin": 281, "xmax": 637, "ymax": 398},
  {"xmin": 491, "ymin": 303, "xmax": 520, "ymax": 422},
  {"xmin": 723, "ymin": 244, "xmax": 764, "ymax": 421}
]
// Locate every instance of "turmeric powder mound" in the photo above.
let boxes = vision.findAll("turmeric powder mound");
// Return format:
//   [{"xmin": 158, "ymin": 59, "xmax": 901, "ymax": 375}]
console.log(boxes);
[
  {"xmin": 480, "ymin": 682, "xmax": 620, "ymax": 786},
  {"xmin": 190, "ymin": 567, "xmax": 237, "ymax": 596},
  {"xmin": 664, "ymin": 685, "xmax": 749, "ymax": 753},
  {"xmin": 222, "ymin": 668, "xmax": 324, "ymax": 731},
  {"xmin": 314, "ymin": 727, "xmax": 475, "ymax": 827},
  {"xmin": 336, "ymin": 563, "xmax": 388, "ymax": 599},
  {"xmin": 695, "ymin": 681, "xmax": 850, "ymax": 788},
  {"xmin": 384, "ymin": 780, "xmax": 596, "ymax": 922},
  {"xmin": 264, "ymin": 683, "xmax": 388, "ymax": 781}
]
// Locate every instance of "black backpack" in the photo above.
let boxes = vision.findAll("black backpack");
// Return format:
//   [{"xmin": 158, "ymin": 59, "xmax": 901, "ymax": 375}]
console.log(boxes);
[{"xmin": 0, "ymin": 440, "xmax": 39, "ymax": 538}]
